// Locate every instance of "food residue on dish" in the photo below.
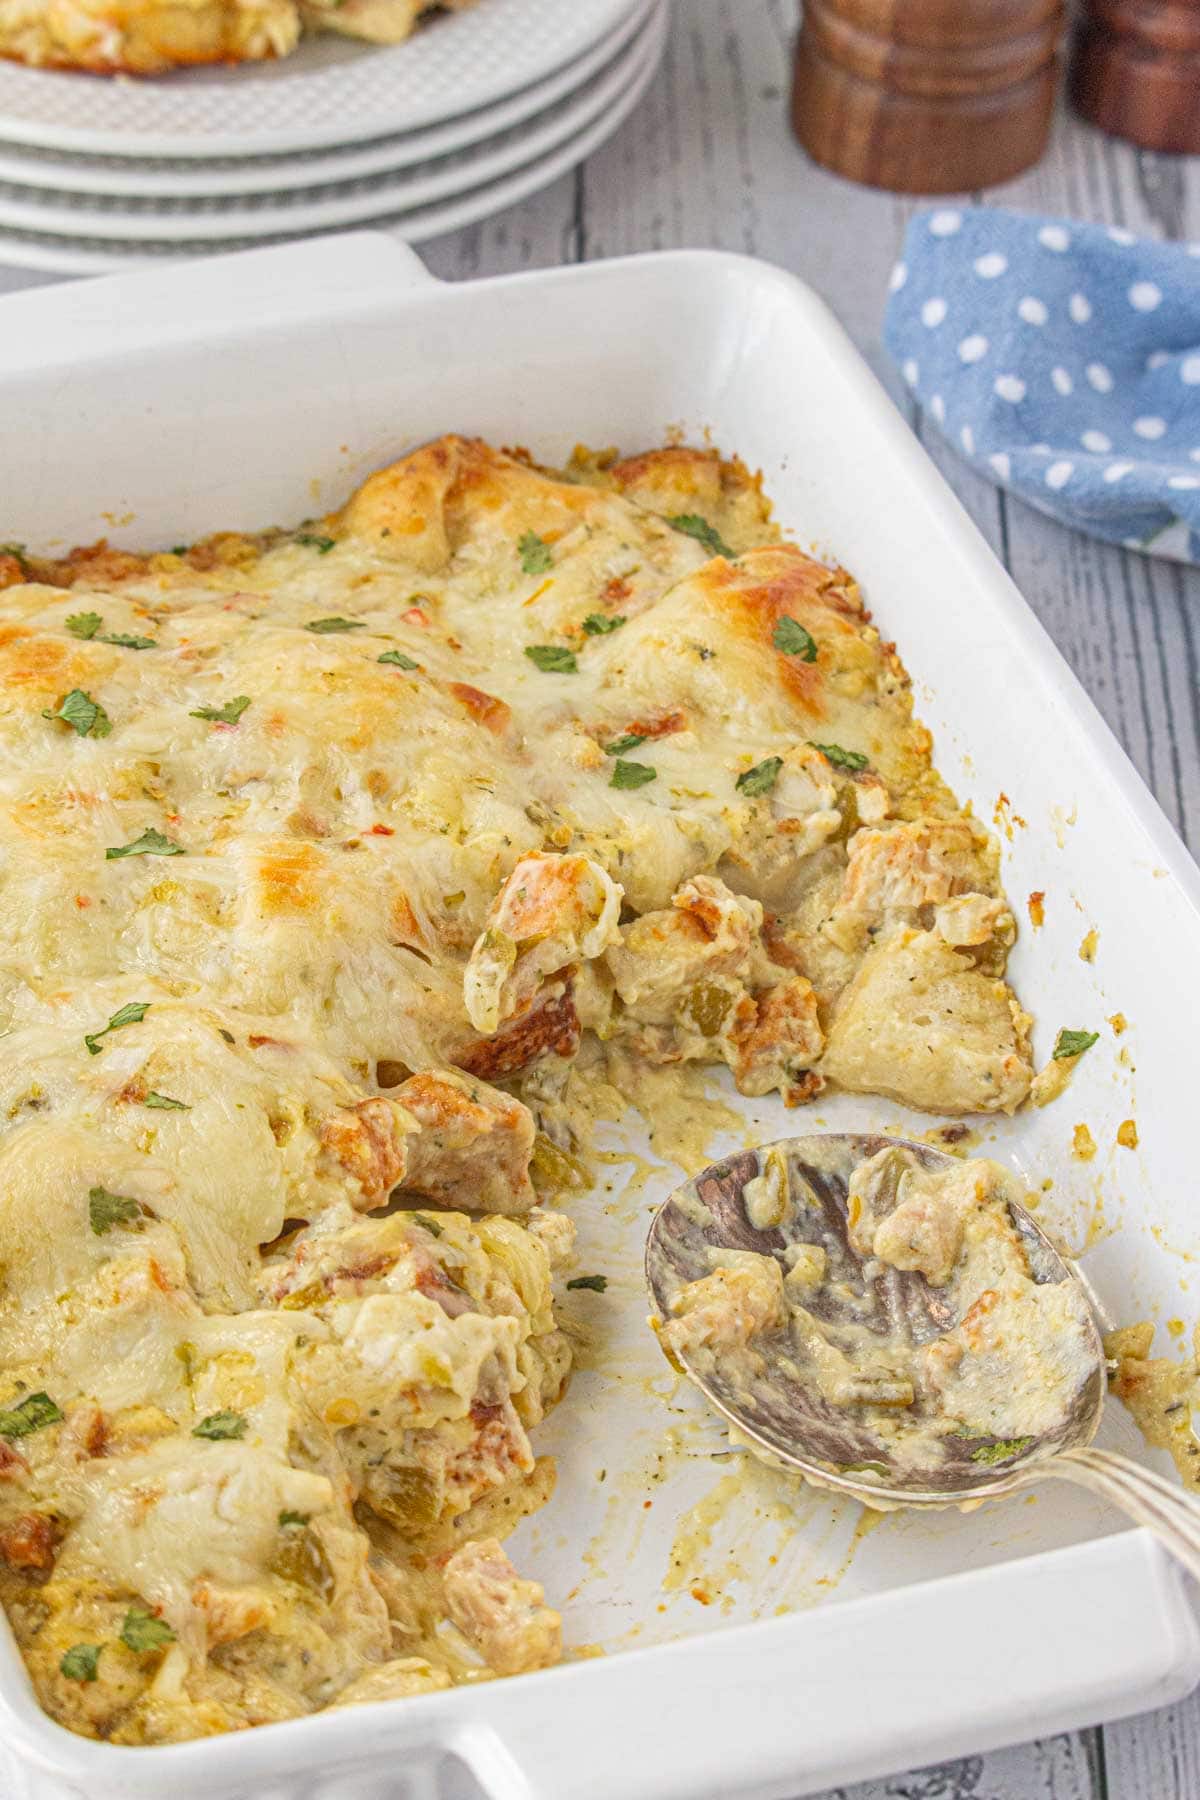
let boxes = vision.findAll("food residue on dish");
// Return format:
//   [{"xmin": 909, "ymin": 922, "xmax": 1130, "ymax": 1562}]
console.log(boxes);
[
  {"xmin": 656, "ymin": 1145, "xmax": 1099, "ymax": 1497},
  {"xmin": 1106, "ymin": 1323, "xmax": 1200, "ymax": 1490}
]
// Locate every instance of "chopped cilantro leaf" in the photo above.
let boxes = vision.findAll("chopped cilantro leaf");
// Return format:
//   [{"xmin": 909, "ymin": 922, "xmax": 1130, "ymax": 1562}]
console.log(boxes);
[
  {"xmin": 106, "ymin": 828, "xmax": 184, "ymax": 861},
  {"xmin": 566, "ymin": 1275, "xmax": 608, "ymax": 1292},
  {"xmin": 60, "ymin": 1644, "xmax": 102, "ymax": 1682},
  {"xmin": 971, "ymin": 1437, "xmax": 1034, "ymax": 1466},
  {"xmin": 65, "ymin": 611, "xmax": 102, "ymax": 639},
  {"xmin": 1053, "ymin": 1028, "xmax": 1099, "ymax": 1062},
  {"xmin": 582, "ymin": 613, "xmax": 625, "ymax": 635},
  {"xmin": 89, "ymin": 1186, "xmax": 142, "ymax": 1235},
  {"xmin": 144, "ymin": 1092, "xmax": 190, "ymax": 1111},
  {"xmin": 193, "ymin": 1410, "xmax": 247, "ymax": 1441},
  {"xmin": 809, "ymin": 740, "xmax": 868, "ymax": 772},
  {"xmin": 604, "ymin": 733, "xmax": 646, "ymax": 756},
  {"xmin": 278, "ymin": 1511, "xmax": 309, "ymax": 1529},
  {"xmin": 610, "ymin": 760, "xmax": 657, "ymax": 791},
  {"xmin": 296, "ymin": 534, "xmax": 336, "ymax": 554},
  {"xmin": 84, "ymin": 1001, "xmax": 150, "ymax": 1057},
  {"xmin": 0, "ymin": 1392, "xmax": 62, "ymax": 1439},
  {"xmin": 43, "ymin": 689, "xmax": 111, "ymax": 739},
  {"xmin": 772, "ymin": 616, "xmax": 818, "ymax": 661},
  {"xmin": 518, "ymin": 532, "xmax": 553, "ymax": 576},
  {"xmin": 736, "ymin": 756, "xmax": 783, "ymax": 797},
  {"xmin": 668, "ymin": 514, "xmax": 735, "ymax": 559},
  {"xmin": 306, "ymin": 617, "xmax": 364, "ymax": 633},
  {"xmin": 190, "ymin": 695, "xmax": 250, "ymax": 725},
  {"xmin": 525, "ymin": 645, "xmax": 577, "ymax": 674},
  {"xmin": 99, "ymin": 632, "xmax": 157, "ymax": 650},
  {"xmin": 120, "ymin": 1607, "xmax": 176, "ymax": 1653},
  {"xmin": 378, "ymin": 651, "xmax": 419, "ymax": 670}
]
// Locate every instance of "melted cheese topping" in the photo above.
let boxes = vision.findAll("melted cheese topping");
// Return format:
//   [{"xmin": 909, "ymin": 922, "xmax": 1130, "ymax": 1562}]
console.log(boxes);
[{"xmin": 0, "ymin": 437, "xmax": 1032, "ymax": 1742}]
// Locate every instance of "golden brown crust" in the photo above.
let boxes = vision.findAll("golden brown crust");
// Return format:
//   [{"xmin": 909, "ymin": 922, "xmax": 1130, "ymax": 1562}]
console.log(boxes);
[{"xmin": 607, "ymin": 446, "xmax": 772, "ymax": 551}]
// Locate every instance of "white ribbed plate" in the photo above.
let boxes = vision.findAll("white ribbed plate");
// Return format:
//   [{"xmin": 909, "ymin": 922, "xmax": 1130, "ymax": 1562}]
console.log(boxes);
[
  {"xmin": 0, "ymin": 2, "xmax": 663, "ymax": 236},
  {"xmin": 0, "ymin": 0, "xmax": 645, "ymax": 159},
  {"xmin": 0, "ymin": 15, "xmax": 663, "ymax": 274},
  {"xmin": 0, "ymin": 0, "xmax": 655, "ymax": 196}
]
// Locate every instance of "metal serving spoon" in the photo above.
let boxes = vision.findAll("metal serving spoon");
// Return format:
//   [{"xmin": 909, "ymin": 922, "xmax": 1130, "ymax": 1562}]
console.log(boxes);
[{"xmin": 646, "ymin": 1133, "xmax": 1200, "ymax": 1579}]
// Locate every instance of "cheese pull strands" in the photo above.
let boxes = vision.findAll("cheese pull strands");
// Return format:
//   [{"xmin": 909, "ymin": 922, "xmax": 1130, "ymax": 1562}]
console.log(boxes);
[{"xmin": 647, "ymin": 1134, "xmax": 1200, "ymax": 1583}]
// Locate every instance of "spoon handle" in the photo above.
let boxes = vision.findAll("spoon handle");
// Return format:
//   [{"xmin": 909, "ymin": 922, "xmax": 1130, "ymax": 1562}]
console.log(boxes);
[{"xmin": 1038, "ymin": 1447, "xmax": 1200, "ymax": 1585}]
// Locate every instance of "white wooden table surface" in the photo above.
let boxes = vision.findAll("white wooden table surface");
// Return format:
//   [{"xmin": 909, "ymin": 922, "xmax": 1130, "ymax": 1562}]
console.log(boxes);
[{"xmin": 1, "ymin": 3, "xmax": 1197, "ymax": 1793}]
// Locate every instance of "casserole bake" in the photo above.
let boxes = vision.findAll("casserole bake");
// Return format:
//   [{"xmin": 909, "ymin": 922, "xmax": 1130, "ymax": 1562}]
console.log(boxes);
[
  {"xmin": 0, "ymin": 236, "xmax": 1195, "ymax": 1799},
  {"xmin": 0, "ymin": 429, "xmax": 1033, "ymax": 1742}
]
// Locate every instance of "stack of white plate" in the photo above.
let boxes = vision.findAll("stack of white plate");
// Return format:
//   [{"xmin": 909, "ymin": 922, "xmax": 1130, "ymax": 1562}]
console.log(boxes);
[{"xmin": 0, "ymin": 0, "xmax": 667, "ymax": 275}]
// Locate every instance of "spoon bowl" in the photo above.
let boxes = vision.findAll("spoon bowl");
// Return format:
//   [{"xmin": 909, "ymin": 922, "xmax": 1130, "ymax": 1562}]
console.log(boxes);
[{"xmin": 645, "ymin": 1132, "xmax": 1107, "ymax": 1508}]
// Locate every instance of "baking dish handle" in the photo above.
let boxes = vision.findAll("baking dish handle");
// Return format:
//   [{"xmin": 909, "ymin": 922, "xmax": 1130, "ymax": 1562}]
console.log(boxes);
[
  {"xmin": 358, "ymin": 231, "xmax": 439, "ymax": 291},
  {"xmin": 0, "ymin": 230, "xmax": 439, "ymax": 378}
]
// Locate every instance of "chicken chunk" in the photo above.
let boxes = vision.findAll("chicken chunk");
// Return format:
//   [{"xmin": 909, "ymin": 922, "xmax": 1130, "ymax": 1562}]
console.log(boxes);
[
  {"xmin": 826, "ymin": 819, "xmax": 998, "ymax": 954},
  {"xmin": 664, "ymin": 1252, "xmax": 786, "ymax": 1359},
  {"xmin": 464, "ymin": 853, "xmax": 622, "ymax": 1036},
  {"xmin": 871, "ymin": 1194, "xmax": 964, "ymax": 1288},
  {"xmin": 397, "ymin": 1069, "xmax": 536, "ymax": 1215},
  {"xmin": 727, "ymin": 975, "xmax": 824, "ymax": 1101},
  {"xmin": 319, "ymin": 1098, "xmax": 411, "ymax": 1211},
  {"xmin": 441, "ymin": 1538, "xmax": 561, "ymax": 1677},
  {"xmin": 821, "ymin": 929, "xmax": 1033, "ymax": 1115},
  {"xmin": 331, "ymin": 1658, "xmax": 453, "ymax": 1708},
  {"xmin": 606, "ymin": 874, "xmax": 761, "ymax": 1025},
  {"xmin": 934, "ymin": 893, "xmax": 1013, "ymax": 949},
  {"xmin": 847, "ymin": 1145, "xmax": 966, "ymax": 1286}
]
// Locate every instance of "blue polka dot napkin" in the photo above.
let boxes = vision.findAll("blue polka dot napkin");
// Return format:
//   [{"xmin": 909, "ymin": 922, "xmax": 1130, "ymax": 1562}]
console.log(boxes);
[{"xmin": 883, "ymin": 206, "xmax": 1200, "ymax": 563}]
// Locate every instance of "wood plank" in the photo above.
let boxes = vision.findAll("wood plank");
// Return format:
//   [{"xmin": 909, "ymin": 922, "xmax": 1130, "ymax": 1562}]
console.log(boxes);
[
  {"xmin": 824, "ymin": 1731, "xmax": 1101, "ymax": 1800},
  {"xmin": 419, "ymin": 169, "xmax": 581, "ymax": 281},
  {"xmin": 1104, "ymin": 1693, "xmax": 1200, "ymax": 1800}
]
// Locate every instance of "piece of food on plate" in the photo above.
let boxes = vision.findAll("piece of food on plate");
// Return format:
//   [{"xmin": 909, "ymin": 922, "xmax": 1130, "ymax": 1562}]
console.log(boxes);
[{"xmin": 0, "ymin": 0, "xmax": 469, "ymax": 74}]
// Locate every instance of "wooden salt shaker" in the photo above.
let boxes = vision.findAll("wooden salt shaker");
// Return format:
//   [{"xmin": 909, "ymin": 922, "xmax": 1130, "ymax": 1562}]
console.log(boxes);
[
  {"xmin": 790, "ymin": 0, "xmax": 1066, "ymax": 194},
  {"xmin": 1070, "ymin": 0, "xmax": 1200, "ymax": 153}
]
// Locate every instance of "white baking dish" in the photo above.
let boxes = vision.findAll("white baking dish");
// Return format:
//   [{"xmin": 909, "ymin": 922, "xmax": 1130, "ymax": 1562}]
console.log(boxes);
[{"xmin": 1, "ymin": 232, "xmax": 1198, "ymax": 1800}]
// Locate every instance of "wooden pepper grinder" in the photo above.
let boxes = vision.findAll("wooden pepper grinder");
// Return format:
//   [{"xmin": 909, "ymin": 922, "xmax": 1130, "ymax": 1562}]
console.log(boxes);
[
  {"xmin": 790, "ymin": 0, "xmax": 1066, "ymax": 194},
  {"xmin": 1070, "ymin": 0, "xmax": 1200, "ymax": 153}
]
